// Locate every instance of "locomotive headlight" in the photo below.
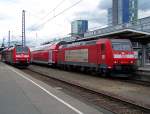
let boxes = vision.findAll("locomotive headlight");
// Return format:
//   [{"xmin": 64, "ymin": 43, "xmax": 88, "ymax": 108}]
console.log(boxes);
[
  {"xmin": 130, "ymin": 61, "xmax": 134, "ymax": 64},
  {"xmin": 24, "ymin": 55, "xmax": 29, "ymax": 58},
  {"xmin": 108, "ymin": 66, "xmax": 112, "ymax": 69},
  {"xmin": 114, "ymin": 61, "xmax": 118, "ymax": 64}
]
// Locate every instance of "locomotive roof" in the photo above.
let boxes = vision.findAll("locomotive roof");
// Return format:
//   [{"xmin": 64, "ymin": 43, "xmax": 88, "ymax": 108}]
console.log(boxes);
[
  {"xmin": 111, "ymin": 39, "xmax": 131, "ymax": 43},
  {"xmin": 3, "ymin": 45, "xmax": 29, "ymax": 51},
  {"xmin": 60, "ymin": 39, "xmax": 97, "ymax": 48},
  {"xmin": 60, "ymin": 38, "xmax": 131, "ymax": 48}
]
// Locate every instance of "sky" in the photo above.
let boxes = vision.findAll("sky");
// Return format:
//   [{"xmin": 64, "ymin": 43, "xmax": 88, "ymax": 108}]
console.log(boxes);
[{"xmin": 0, "ymin": 0, "xmax": 150, "ymax": 46}]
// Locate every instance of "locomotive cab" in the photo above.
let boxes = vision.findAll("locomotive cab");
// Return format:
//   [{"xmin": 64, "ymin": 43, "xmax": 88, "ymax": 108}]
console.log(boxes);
[
  {"xmin": 14, "ymin": 45, "xmax": 31, "ymax": 65},
  {"xmin": 110, "ymin": 39, "xmax": 137, "ymax": 73}
]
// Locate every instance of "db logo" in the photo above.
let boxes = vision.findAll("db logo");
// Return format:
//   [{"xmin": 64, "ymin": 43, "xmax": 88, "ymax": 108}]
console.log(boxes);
[
  {"xmin": 102, "ymin": 55, "xmax": 105, "ymax": 59},
  {"xmin": 122, "ymin": 52, "xmax": 125, "ymax": 55},
  {"xmin": 121, "ymin": 54, "xmax": 126, "ymax": 58}
]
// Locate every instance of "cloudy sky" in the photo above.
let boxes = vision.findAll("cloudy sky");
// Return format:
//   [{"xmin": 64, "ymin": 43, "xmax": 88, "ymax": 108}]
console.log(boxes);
[{"xmin": 0, "ymin": 0, "xmax": 150, "ymax": 46}]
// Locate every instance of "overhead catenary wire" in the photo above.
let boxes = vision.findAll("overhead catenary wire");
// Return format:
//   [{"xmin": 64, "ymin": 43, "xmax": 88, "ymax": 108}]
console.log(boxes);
[
  {"xmin": 32, "ymin": 0, "xmax": 83, "ymax": 30},
  {"xmin": 27, "ymin": 0, "xmax": 66, "ymax": 30},
  {"xmin": 27, "ymin": 11, "xmax": 41, "ymax": 19},
  {"xmin": 39, "ymin": 0, "xmax": 66, "ymax": 21},
  {"xmin": 27, "ymin": 0, "xmax": 65, "ymax": 19}
]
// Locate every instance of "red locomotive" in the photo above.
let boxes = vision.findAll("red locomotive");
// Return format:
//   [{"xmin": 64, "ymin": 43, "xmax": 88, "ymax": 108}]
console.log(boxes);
[
  {"xmin": 2, "ymin": 45, "xmax": 31, "ymax": 67},
  {"xmin": 58, "ymin": 38, "xmax": 137, "ymax": 75},
  {"xmin": 31, "ymin": 38, "xmax": 137, "ymax": 76}
]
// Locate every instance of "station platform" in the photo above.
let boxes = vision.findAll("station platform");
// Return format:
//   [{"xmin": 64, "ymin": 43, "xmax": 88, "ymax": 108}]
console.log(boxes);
[
  {"xmin": 136, "ymin": 66, "xmax": 150, "ymax": 81},
  {"xmin": 138, "ymin": 66, "xmax": 150, "ymax": 72},
  {"xmin": 0, "ymin": 62, "xmax": 109, "ymax": 114}
]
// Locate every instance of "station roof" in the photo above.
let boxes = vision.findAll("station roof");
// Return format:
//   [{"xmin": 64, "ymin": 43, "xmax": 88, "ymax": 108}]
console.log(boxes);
[
  {"xmin": 0, "ymin": 47, "xmax": 4, "ymax": 53},
  {"xmin": 84, "ymin": 29, "xmax": 150, "ymax": 43}
]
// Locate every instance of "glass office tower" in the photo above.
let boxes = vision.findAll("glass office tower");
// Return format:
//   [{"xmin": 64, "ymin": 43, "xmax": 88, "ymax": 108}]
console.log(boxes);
[
  {"xmin": 71, "ymin": 20, "xmax": 88, "ymax": 37},
  {"xmin": 112, "ymin": 0, "xmax": 138, "ymax": 25}
]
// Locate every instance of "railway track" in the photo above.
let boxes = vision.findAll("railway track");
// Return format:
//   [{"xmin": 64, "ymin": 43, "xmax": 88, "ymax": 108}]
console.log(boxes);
[
  {"xmin": 110, "ymin": 73, "xmax": 150, "ymax": 87},
  {"xmin": 103, "ymin": 75, "xmax": 150, "ymax": 87},
  {"xmin": 22, "ymin": 68, "xmax": 150, "ymax": 114},
  {"xmin": 121, "ymin": 79, "xmax": 150, "ymax": 87}
]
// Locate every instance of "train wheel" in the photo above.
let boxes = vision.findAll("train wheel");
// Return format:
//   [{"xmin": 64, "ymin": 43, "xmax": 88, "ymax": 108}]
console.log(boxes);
[
  {"xmin": 101, "ymin": 69, "xmax": 110, "ymax": 77},
  {"xmin": 80, "ymin": 67, "xmax": 85, "ymax": 72},
  {"xmin": 59, "ymin": 64, "xmax": 64, "ymax": 70}
]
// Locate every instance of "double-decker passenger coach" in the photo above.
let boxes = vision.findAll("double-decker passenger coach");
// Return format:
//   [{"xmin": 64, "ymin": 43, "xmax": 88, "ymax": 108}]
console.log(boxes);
[{"xmin": 31, "ymin": 41, "xmax": 65, "ymax": 66}]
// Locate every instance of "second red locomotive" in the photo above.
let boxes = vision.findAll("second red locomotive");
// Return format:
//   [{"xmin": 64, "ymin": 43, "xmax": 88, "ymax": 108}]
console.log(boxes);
[{"xmin": 2, "ymin": 45, "xmax": 31, "ymax": 67}]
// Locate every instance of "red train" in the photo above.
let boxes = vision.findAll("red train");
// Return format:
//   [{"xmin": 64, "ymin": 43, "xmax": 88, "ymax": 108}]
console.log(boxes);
[
  {"xmin": 31, "ymin": 38, "xmax": 137, "ymax": 76},
  {"xmin": 2, "ymin": 45, "xmax": 31, "ymax": 67}
]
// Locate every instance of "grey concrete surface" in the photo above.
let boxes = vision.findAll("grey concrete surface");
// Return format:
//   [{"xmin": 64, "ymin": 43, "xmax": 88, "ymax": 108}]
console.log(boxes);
[
  {"xmin": 28, "ymin": 64, "xmax": 150, "ymax": 109},
  {"xmin": 0, "ymin": 62, "xmax": 109, "ymax": 114},
  {"xmin": 0, "ymin": 64, "xmax": 41, "ymax": 114}
]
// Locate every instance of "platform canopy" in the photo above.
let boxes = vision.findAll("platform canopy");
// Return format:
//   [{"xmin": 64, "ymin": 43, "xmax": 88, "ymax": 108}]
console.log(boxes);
[
  {"xmin": 0, "ymin": 47, "xmax": 4, "ymax": 53},
  {"xmin": 84, "ymin": 29, "xmax": 150, "ymax": 43},
  {"xmin": 84, "ymin": 18, "xmax": 150, "ymax": 43}
]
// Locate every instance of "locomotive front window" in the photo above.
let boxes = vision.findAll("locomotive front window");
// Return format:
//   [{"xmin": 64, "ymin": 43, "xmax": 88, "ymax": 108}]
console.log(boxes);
[
  {"xmin": 16, "ymin": 46, "xmax": 29, "ymax": 53},
  {"xmin": 23, "ymin": 47, "xmax": 29, "ymax": 52},
  {"xmin": 112, "ymin": 42, "xmax": 132, "ymax": 51}
]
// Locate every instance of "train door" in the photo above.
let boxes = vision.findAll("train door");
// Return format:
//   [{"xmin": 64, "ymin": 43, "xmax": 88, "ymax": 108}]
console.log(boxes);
[
  {"xmin": 101, "ymin": 43, "xmax": 106, "ymax": 64},
  {"xmin": 48, "ymin": 50, "xmax": 53, "ymax": 64},
  {"xmin": 10, "ymin": 50, "xmax": 14, "ymax": 63}
]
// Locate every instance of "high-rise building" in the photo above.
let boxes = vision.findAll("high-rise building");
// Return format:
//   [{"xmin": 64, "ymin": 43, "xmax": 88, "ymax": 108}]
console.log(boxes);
[
  {"xmin": 111, "ymin": 0, "xmax": 138, "ymax": 26},
  {"xmin": 108, "ymin": 8, "xmax": 113, "ymax": 26},
  {"xmin": 71, "ymin": 20, "xmax": 88, "ymax": 37}
]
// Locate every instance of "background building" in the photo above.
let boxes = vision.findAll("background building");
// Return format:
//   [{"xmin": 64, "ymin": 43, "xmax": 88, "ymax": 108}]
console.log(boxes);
[
  {"xmin": 108, "ymin": 8, "xmax": 113, "ymax": 26},
  {"xmin": 111, "ymin": 0, "xmax": 138, "ymax": 26},
  {"xmin": 71, "ymin": 20, "xmax": 88, "ymax": 37}
]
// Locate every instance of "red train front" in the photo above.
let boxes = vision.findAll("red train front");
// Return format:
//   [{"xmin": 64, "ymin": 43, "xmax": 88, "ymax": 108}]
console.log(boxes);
[
  {"xmin": 110, "ymin": 39, "xmax": 137, "ymax": 74},
  {"xmin": 2, "ymin": 45, "xmax": 31, "ymax": 67},
  {"xmin": 58, "ymin": 38, "xmax": 137, "ymax": 75}
]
